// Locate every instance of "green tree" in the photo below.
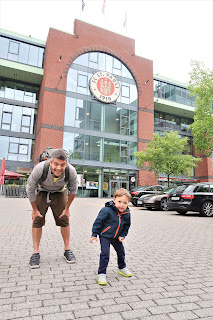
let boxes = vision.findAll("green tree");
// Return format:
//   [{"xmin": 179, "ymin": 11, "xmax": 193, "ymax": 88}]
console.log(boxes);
[
  {"xmin": 134, "ymin": 131, "xmax": 201, "ymax": 186},
  {"xmin": 189, "ymin": 61, "xmax": 213, "ymax": 156}
]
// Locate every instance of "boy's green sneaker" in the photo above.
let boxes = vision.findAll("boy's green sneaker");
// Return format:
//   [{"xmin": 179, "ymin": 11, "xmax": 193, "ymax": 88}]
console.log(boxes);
[
  {"xmin": 97, "ymin": 273, "xmax": 107, "ymax": 285},
  {"xmin": 118, "ymin": 267, "xmax": 132, "ymax": 277}
]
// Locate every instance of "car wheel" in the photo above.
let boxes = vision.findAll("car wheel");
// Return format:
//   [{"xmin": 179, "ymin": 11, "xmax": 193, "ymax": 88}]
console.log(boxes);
[
  {"xmin": 132, "ymin": 202, "xmax": 137, "ymax": 207},
  {"xmin": 177, "ymin": 210, "xmax": 187, "ymax": 214},
  {"xmin": 200, "ymin": 201, "xmax": 213, "ymax": 217},
  {"xmin": 160, "ymin": 198, "xmax": 169, "ymax": 211}
]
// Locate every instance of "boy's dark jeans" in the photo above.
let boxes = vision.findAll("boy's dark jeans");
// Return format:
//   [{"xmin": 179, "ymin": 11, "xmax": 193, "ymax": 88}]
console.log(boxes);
[{"xmin": 98, "ymin": 236, "xmax": 126, "ymax": 274}]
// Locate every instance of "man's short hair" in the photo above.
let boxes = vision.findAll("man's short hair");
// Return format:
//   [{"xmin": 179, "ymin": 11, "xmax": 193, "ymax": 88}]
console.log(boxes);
[
  {"xmin": 50, "ymin": 149, "xmax": 68, "ymax": 162},
  {"xmin": 113, "ymin": 188, "xmax": 131, "ymax": 201}
]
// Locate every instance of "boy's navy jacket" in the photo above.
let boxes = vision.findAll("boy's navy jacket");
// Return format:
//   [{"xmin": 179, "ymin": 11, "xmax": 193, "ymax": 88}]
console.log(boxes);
[{"xmin": 92, "ymin": 201, "xmax": 131, "ymax": 239}]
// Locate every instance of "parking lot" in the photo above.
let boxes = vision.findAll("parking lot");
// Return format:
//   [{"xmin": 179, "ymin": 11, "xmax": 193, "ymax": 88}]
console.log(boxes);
[{"xmin": 1, "ymin": 197, "xmax": 213, "ymax": 319}]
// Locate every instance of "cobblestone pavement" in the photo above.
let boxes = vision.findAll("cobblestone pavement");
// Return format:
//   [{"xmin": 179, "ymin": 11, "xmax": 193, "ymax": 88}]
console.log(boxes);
[{"xmin": 1, "ymin": 197, "xmax": 213, "ymax": 320}]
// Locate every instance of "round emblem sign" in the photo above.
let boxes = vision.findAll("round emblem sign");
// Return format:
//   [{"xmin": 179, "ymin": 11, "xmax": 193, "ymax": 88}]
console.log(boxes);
[{"xmin": 90, "ymin": 71, "xmax": 120, "ymax": 103}]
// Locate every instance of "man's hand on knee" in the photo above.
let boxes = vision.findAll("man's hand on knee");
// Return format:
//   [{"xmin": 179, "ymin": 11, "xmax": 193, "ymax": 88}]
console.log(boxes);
[
  {"xmin": 32, "ymin": 209, "xmax": 43, "ymax": 225},
  {"xmin": 59, "ymin": 209, "xmax": 70, "ymax": 222}
]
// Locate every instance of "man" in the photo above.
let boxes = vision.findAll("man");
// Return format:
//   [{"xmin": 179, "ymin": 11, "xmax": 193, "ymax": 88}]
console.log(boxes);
[{"xmin": 26, "ymin": 149, "xmax": 78, "ymax": 268}]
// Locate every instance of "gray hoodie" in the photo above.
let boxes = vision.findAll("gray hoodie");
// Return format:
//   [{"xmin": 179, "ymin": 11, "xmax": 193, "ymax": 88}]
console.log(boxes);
[{"xmin": 26, "ymin": 161, "xmax": 78, "ymax": 202}]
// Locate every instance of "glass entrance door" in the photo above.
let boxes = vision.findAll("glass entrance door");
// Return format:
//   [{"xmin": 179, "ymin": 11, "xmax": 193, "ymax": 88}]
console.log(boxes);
[{"xmin": 109, "ymin": 180, "xmax": 129, "ymax": 197}]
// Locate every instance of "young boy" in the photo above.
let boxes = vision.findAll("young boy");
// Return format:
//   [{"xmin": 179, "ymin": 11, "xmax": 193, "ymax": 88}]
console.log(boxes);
[{"xmin": 89, "ymin": 188, "xmax": 132, "ymax": 285}]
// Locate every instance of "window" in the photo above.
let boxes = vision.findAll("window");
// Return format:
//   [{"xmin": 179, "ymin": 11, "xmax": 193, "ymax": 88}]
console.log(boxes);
[
  {"xmin": 120, "ymin": 144, "xmax": 128, "ymax": 163},
  {"xmin": 64, "ymin": 52, "xmax": 138, "ymax": 165},
  {"xmin": 2, "ymin": 111, "xmax": 12, "ymax": 130},
  {"xmin": 0, "ymin": 36, "xmax": 9, "ymax": 59},
  {"xmin": 24, "ymin": 87, "xmax": 34, "ymax": 103},
  {"xmin": 0, "ymin": 36, "xmax": 44, "ymax": 68},
  {"xmin": 76, "ymin": 107, "xmax": 86, "ymax": 121},
  {"xmin": 120, "ymin": 116, "xmax": 129, "ymax": 135},
  {"xmin": 145, "ymin": 187, "xmax": 153, "ymax": 191},
  {"xmin": 165, "ymin": 84, "xmax": 171, "ymax": 99},
  {"xmin": 0, "ymin": 79, "xmax": 39, "ymax": 103},
  {"xmin": 154, "ymin": 79, "xmax": 196, "ymax": 106},
  {"xmin": 113, "ymin": 58, "xmax": 121, "ymax": 76},
  {"xmin": 9, "ymin": 41, "xmax": 19, "ymax": 54},
  {"xmin": 77, "ymin": 72, "xmax": 88, "ymax": 94},
  {"xmin": 19, "ymin": 144, "xmax": 28, "ymax": 154},
  {"xmin": 181, "ymin": 118, "xmax": 192, "ymax": 132},
  {"xmin": 78, "ymin": 74, "xmax": 88, "ymax": 88},
  {"xmin": 9, "ymin": 142, "xmax": 18, "ymax": 153},
  {"xmin": 8, "ymin": 41, "xmax": 19, "ymax": 61},
  {"xmin": 122, "ymin": 85, "xmax": 130, "ymax": 98},
  {"xmin": 0, "ymin": 136, "xmax": 32, "ymax": 162},
  {"xmin": 74, "ymin": 139, "xmax": 85, "ymax": 159},
  {"xmin": 113, "ymin": 59, "xmax": 121, "ymax": 70},
  {"xmin": 195, "ymin": 185, "xmax": 210, "ymax": 193},
  {"xmin": 89, "ymin": 52, "xmax": 98, "ymax": 63},
  {"xmin": 28, "ymin": 45, "xmax": 39, "ymax": 67},
  {"xmin": 104, "ymin": 139, "xmax": 120, "ymax": 163},
  {"xmin": 9, "ymin": 142, "xmax": 28, "ymax": 155},
  {"xmin": 151, "ymin": 186, "xmax": 162, "ymax": 191},
  {"xmin": 0, "ymin": 103, "xmax": 35, "ymax": 134},
  {"xmin": 89, "ymin": 52, "xmax": 98, "ymax": 68},
  {"xmin": 90, "ymin": 120, "xmax": 100, "ymax": 131},
  {"xmin": 86, "ymin": 102, "xmax": 101, "ymax": 131},
  {"xmin": 21, "ymin": 115, "xmax": 31, "ymax": 133},
  {"xmin": 85, "ymin": 136, "xmax": 101, "ymax": 161}
]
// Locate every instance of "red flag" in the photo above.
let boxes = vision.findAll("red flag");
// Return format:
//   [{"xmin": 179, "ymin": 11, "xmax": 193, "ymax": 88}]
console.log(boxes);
[
  {"xmin": 0, "ymin": 158, "xmax": 5, "ymax": 185},
  {"xmin": 102, "ymin": 0, "xmax": 105, "ymax": 15}
]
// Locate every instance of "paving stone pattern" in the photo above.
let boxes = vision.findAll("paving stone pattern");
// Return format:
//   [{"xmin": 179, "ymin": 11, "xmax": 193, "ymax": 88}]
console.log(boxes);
[{"xmin": 1, "ymin": 197, "xmax": 213, "ymax": 319}]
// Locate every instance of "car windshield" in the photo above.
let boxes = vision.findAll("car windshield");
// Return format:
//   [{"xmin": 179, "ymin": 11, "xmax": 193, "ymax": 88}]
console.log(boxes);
[
  {"xmin": 131, "ymin": 186, "xmax": 147, "ymax": 192},
  {"xmin": 163, "ymin": 187, "xmax": 176, "ymax": 194},
  {"xmin": 172, "ymin": 185, "xmax": 188, "ymax": 193}
]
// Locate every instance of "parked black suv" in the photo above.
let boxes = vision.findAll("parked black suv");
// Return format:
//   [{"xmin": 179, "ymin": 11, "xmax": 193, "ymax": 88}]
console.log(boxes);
[
  {"xmin": 167, "ymin": 183, "xmax": 213, "ymax": 217},
  {"xmin": 130, "ymin": 185, "xmax": 166, "ymax": 206}
]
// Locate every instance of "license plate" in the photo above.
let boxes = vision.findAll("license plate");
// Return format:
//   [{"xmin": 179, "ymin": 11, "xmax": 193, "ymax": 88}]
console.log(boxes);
[
  {"xmin": 137, "ymin": 201, "xmax": 142, "ymax": 204},
  {"xmin": 171, "ymin": 197, "xmax": 180, "ymax": 201}
]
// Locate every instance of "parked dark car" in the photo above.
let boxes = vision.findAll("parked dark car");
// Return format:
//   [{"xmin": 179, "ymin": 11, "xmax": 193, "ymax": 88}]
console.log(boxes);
[
  {"xmin": 167, "ymin": 183, "xmax": 213, "ymax": 217},
  {"xmin": 131, "ymin": 185, "xmax": 166, "ymax": 206},
  {"xmin": 130, "ymin": 186, "xmax": 148, "ymax": 204},
  {"xmin": 142, "ymin": 186, "xmax": 177, "ymax": 211},
  {"xmin": 130, "ymin": 186, "xmax": 148, "ymax": 196}
]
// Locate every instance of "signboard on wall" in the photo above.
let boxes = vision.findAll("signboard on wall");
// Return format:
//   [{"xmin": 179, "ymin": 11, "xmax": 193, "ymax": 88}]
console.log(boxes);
[
  {"xmin": 103, "ymin": 182, "xmax": 108, "ymax": 190},
  {"xmin": 77, "ymin": 174, "xmax": 86, "ymax": 187},
  {"xmin": 89, "ymin": 71, "xmax": 120, "ymax": 103},
  {"xmin": 86, "ymin": 181, "xmax": 98, "ymax": 189}
]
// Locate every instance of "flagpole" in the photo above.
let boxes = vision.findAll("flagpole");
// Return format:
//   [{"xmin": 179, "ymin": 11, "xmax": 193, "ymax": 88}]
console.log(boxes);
[
  {"xmin": 81, "ymin": 0, "xmax": 85, "ymax": 16},
  {"xmin": 123, "ymin": 11, "xmax": 127, "ymax": 36}
]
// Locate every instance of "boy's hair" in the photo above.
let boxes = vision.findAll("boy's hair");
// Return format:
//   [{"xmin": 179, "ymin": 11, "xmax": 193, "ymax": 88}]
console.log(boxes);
[
  {"xmin": 113, "ymin": 188, "xmax": 131, "ymax": 201},
  {"xmin": 50, "ymin": 149, "xmax": 68, "ymax": 162}
]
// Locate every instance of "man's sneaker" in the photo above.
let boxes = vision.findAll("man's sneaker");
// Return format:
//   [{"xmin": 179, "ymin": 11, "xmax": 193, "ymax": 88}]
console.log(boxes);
[
  {"xmin": 29, "ymin": 253, "xmax": 40, "ymax": 269},
  {"xmin": 118, "ymin": 267, "xmax": 132, "ymax": 277},
  {"xmin": 97, "ymin": 273, "xmax": 107, "ymax": 285},
  {"xmin": 64, "ymin": 250, "xmax": 76, "ymax": 263}
]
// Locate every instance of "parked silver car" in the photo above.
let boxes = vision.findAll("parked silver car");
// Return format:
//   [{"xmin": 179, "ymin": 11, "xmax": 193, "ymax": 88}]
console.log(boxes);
[
  {"xmin": 136, "ymin": 185, "xmax": 167, "ymax": 207},
  {"xmin": 142, "ymin": 186, "xmax": 177, "ymax": 211}
]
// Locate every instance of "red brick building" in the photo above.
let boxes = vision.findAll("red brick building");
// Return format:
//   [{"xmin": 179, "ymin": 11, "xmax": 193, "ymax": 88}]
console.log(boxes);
[{"xmin": 0, "ymin": 19, "xmax": 212, "ymax": 196}]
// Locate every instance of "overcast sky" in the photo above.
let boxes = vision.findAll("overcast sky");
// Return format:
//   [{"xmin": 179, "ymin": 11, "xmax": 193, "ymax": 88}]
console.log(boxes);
[{"xmin": 0, "ymin": 0, "xmax": 212, "ymax": 84}]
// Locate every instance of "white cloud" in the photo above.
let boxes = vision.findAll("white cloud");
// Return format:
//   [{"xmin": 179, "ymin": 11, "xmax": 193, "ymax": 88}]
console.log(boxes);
[{"xmin": 0, "ymin": 0, "xmax": 212, "ymax": 83}]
